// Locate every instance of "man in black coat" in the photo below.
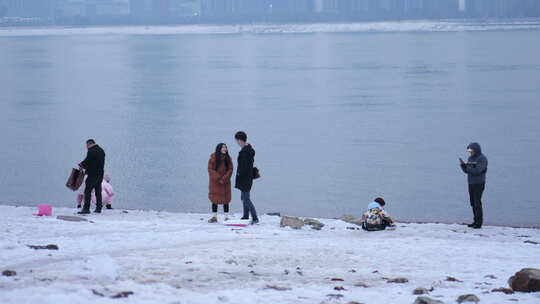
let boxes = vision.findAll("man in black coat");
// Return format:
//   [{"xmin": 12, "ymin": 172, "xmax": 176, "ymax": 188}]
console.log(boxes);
[
  {"xmin": 235, "ymin": 131, "xmax": 259, "ymax": 224},
  {"xmin": 460, "ymin": 142, "xmax": 488, "ymax": 229},
  {"xmin": 78, "ymin": 139, "xmax": 106, "ymax": 214}
]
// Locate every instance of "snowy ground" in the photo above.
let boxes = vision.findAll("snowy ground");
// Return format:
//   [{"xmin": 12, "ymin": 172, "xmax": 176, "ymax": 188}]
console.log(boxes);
[{"xmin": 1, "ymin": 205, "xmax": 539, "ymax": 304}]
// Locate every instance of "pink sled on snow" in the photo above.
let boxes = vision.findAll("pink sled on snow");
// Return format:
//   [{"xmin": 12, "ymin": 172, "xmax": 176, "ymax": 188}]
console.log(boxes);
[
  {"xmin": 33, "ymin": 204, "xmax": 53, "ymax": 216},
  {"xmin": 225, "ymin": 223, "xmax": 248, "ymax": 227},
  {"xmin": 224, "ymin": 220, "xmax": 249, "ymax": 227}
]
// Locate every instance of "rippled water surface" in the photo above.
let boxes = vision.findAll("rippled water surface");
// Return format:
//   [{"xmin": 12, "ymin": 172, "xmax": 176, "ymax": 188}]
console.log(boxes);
[{"xmin": 1, "ymin": 22, "xmax": 539, "ymax": 226}]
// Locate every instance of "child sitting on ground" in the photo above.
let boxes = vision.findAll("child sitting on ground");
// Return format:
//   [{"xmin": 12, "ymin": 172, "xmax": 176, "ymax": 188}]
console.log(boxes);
[{"xmin": 362, "ymin": 197, "xmax": 395, "ymax": 231}]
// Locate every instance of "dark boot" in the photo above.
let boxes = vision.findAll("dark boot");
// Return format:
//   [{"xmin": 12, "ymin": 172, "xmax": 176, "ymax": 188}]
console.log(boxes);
[
  {"xmin": 106, "ymin": 204, "xmax": 113, "ymax": 210},
  {"xmin": 241, "ymin": 205, "xmax": 249, "ymax": 220},
  {"xmin": 94, "ymin": 204, "xmax": 102, "ymax": 213},
  {"xmin": 78, "ymin": 202, "xmax": 91, "ymax": 214}
]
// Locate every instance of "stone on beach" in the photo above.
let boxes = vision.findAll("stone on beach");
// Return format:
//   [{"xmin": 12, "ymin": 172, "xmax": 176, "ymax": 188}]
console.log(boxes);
[
  {"xmin": 2, "ymin": 270, "xmax": 17, "ymax": 277},
  {"xmin": 110, "ymin": 291, "xmax": 134, "ymax": 299},
  {"xmin": 456, "ymin": 294, "xmax": 480, "ymax": 303},
  {"xmin": 303, "ymin": 218, "xmax": 325, "ymax": 230},
  {"xmin": 280, "ymin": 216, "xmax": 305, "ymax": 229},
  {"xmin": 340, "ymin": 214, "xmax": 363, "ymax": 226},
  {"xmin": 508, "ymin": 268, "xmax": 540, "ymax": 292},
  {"xmin": 413, "ymin": 296, "xmax": 443, "ymax": 304},
  {"xmin": 387, "ymin": 277, "xmax": 409, "ymax": 283},
  {"xmin": 264, "ymin": 284, "xmax": 292, "ymax": 291},
  {"xmin": 445, "ymin": 276, "xmax": 462, "ymax": 282},
  {"xmin": 27, "ymin": 244, "xmax": 59, "ymax": 250},
  {"xmin": 413, "ymin": 287, "xmax": 430, "ymax": 295},
  {"xmin": 57, "ymin": 215, "xmax": 88, "ymax": 222},
  {"xmin": 354, "ymin": 282, "xmax": 369, "ymax": 288},
  {"xmin": 491, "ymin": 287, "xmax": 514, "ymax": 294}
]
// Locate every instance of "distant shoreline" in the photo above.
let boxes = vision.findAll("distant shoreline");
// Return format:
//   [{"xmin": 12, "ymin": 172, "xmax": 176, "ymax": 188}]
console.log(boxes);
[{"xmin": 1, "ymin": 19, "xmax": 540, "ymax": 37}]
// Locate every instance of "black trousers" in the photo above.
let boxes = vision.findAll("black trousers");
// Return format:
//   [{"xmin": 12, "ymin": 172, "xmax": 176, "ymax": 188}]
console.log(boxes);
[
  {"xmin": 84, "ymin": 174, "xmax": 103, "ymax": 210},
  {"xmin": 468, "ymin": 183, "xmax": 485, "ymax": 226},
  {"xmin": 212, "ymin": 204, "xmax": 229, "ymax": 213}
]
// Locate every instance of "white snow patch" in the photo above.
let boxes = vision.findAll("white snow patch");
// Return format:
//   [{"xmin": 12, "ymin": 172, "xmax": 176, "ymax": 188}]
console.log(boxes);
[
  {"xmin": 69, "ymin": 255, "xmax": 119, "ymax": 281},
  {"xmin": 0, "ymin": 205, "xmax": 539, "ymax": 304}
]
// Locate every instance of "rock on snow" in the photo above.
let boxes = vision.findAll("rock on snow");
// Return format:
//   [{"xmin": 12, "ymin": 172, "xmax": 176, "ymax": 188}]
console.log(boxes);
[{"xmin": 508, "ymin": 268, "xmax": 540, "ymax": 292}]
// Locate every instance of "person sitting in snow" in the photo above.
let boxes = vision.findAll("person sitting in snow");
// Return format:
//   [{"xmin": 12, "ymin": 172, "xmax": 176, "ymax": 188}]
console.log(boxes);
[
  {"xmin": 362, "ymin": 197, "xmax": 395, "ymax": 231},
  {"xmin": 77, "ymin": 174, "xmax": 114, "ymax": 210}
]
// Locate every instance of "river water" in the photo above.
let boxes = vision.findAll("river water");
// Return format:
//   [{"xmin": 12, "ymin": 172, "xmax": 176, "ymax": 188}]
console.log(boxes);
[{"xmin": 1, "ymin": 20, "xmax": 539, "ymax": 226}]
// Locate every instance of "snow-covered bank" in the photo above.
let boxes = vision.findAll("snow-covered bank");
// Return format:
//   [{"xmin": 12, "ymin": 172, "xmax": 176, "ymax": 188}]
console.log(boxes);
[
  {"xmin": 1, "ymin": 19, "xmax": 540, "ymax": 37},
  {"xmin": 1, "ymin": 205, "xmax": 539, "ymax": 304}
]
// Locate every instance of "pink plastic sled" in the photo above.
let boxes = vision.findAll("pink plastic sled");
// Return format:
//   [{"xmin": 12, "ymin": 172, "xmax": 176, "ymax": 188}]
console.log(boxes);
[
  {"xmin": 224, "ymin": 220, "xmax": 249, "ymax": 227},
  {"xmin": 225, "ymin": 223, "xmax": 248, "ymax": 227},
  {"xmin": 33, "ymin": 204, "xmax": 53, "ymax": 216}
]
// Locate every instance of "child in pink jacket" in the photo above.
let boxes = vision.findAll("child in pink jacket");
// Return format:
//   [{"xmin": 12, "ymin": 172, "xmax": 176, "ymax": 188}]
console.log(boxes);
[{"xmin": 76, "ymin": 174, "xmax": 114, "ymax": 210}]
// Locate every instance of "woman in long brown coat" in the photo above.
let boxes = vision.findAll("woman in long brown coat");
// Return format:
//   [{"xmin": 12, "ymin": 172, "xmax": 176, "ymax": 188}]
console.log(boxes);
[{"xmin": 208, "ymin": 143, "xmax": 233, "ymax": 223}]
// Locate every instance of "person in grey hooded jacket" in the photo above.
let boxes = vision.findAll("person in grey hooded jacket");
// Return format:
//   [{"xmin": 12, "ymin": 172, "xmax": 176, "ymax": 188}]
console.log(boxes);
[{"xmin": 460, "ymin": 142, "xmax": 488, "ymax": 229}]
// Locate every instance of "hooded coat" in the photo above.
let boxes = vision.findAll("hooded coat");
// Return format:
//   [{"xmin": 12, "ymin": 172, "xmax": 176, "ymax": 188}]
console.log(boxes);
[
  {"xmin": 235, "ymin": 144, "xmax": 255, "ymax": 192},
  {"xmin": 208, "ymin": 153, "xmax": 233, "ymax": 204},
  {"xmin": 461, "ymin": 142, "xmax": 488, "ymax": 185}
]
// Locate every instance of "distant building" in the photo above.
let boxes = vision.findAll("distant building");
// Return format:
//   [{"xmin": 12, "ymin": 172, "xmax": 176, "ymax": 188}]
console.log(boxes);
[
  {"xmin": 421, "ymin": 0, "xmax": 459, "ymax": 18},
  {"xmin": 55, "ymin": 0, "xmax": 129, "ymax": 18},
  {"xmin": 269, "ymin": 0, "xmax": 314, "ymax": 16},
  {"xmin": 464, "ymin": 0, "xmax": 540, "ymax": 17},
  {"xmin": 55, "ymin": 0, "xmax": 85, "ymax": 17},
  {"xmin": 130, "ymin": 0, "xmax": 197, "ymax": 17},
  {"xmin": 315, "ymin": 0, "xmax": 459, "ymax": 19},
  {"xmin": 152, "ymin": 0, "xmax": 171, "ymax": 16},
  {"xmin": 0, "ymin": 0, "xmax": 56, "ymax": 18},
  {"xmin": 200, "ymin": 0, "xmax": 268, "ymax": 18},
  {"xmin": 200, "ymin": 0, "xmax": 313, "ymax": 20},
  {"xmin": 173, "ymin": 0, "xmax": 200, "ymax": 16},
  {"xmin": 314, "ymin": 0, "xmax": 338, "ymax": 13},
  {"xmin": 3, "ymin": 0, "xmax": 540, "ymax": 26},
  {"xmin": 86, "ymin": 0, "xmax": 130, "ymax": 16},
  {"xmin": 129, "ymin": 0, "xmax": 153, "ymax": 16}
]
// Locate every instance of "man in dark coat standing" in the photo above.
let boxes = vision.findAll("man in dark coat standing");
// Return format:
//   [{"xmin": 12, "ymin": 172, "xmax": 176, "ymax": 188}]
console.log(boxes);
[
  {"xmin": 235, "ymin": 131, "xmax": 259, "ymax": 224},
  {"xmin": 460, "ymin": 142, "xmax": 488, "ymax": 229},
  {"xmin": 78, "ymin": 139, "xmax": 106, "ymax": 214}
]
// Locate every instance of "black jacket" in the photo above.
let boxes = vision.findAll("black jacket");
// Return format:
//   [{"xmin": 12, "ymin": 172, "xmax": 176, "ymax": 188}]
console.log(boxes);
[
  {"xmin": 80, "ymin": 145, "xmax": 106, "ymax": 178},
  {"xmin": 235, "ymin": 144, "xmax": 255, "ymax": 192},
  {"xmin": 460, "ymin": 142, "xmax": 488, "ymax": 185}
]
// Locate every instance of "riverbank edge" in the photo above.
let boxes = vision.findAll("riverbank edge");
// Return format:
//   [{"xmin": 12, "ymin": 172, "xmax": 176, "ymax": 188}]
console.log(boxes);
[{"xmin": 2, "ymin": 203, "xmax": 538, "ymax": 229}]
